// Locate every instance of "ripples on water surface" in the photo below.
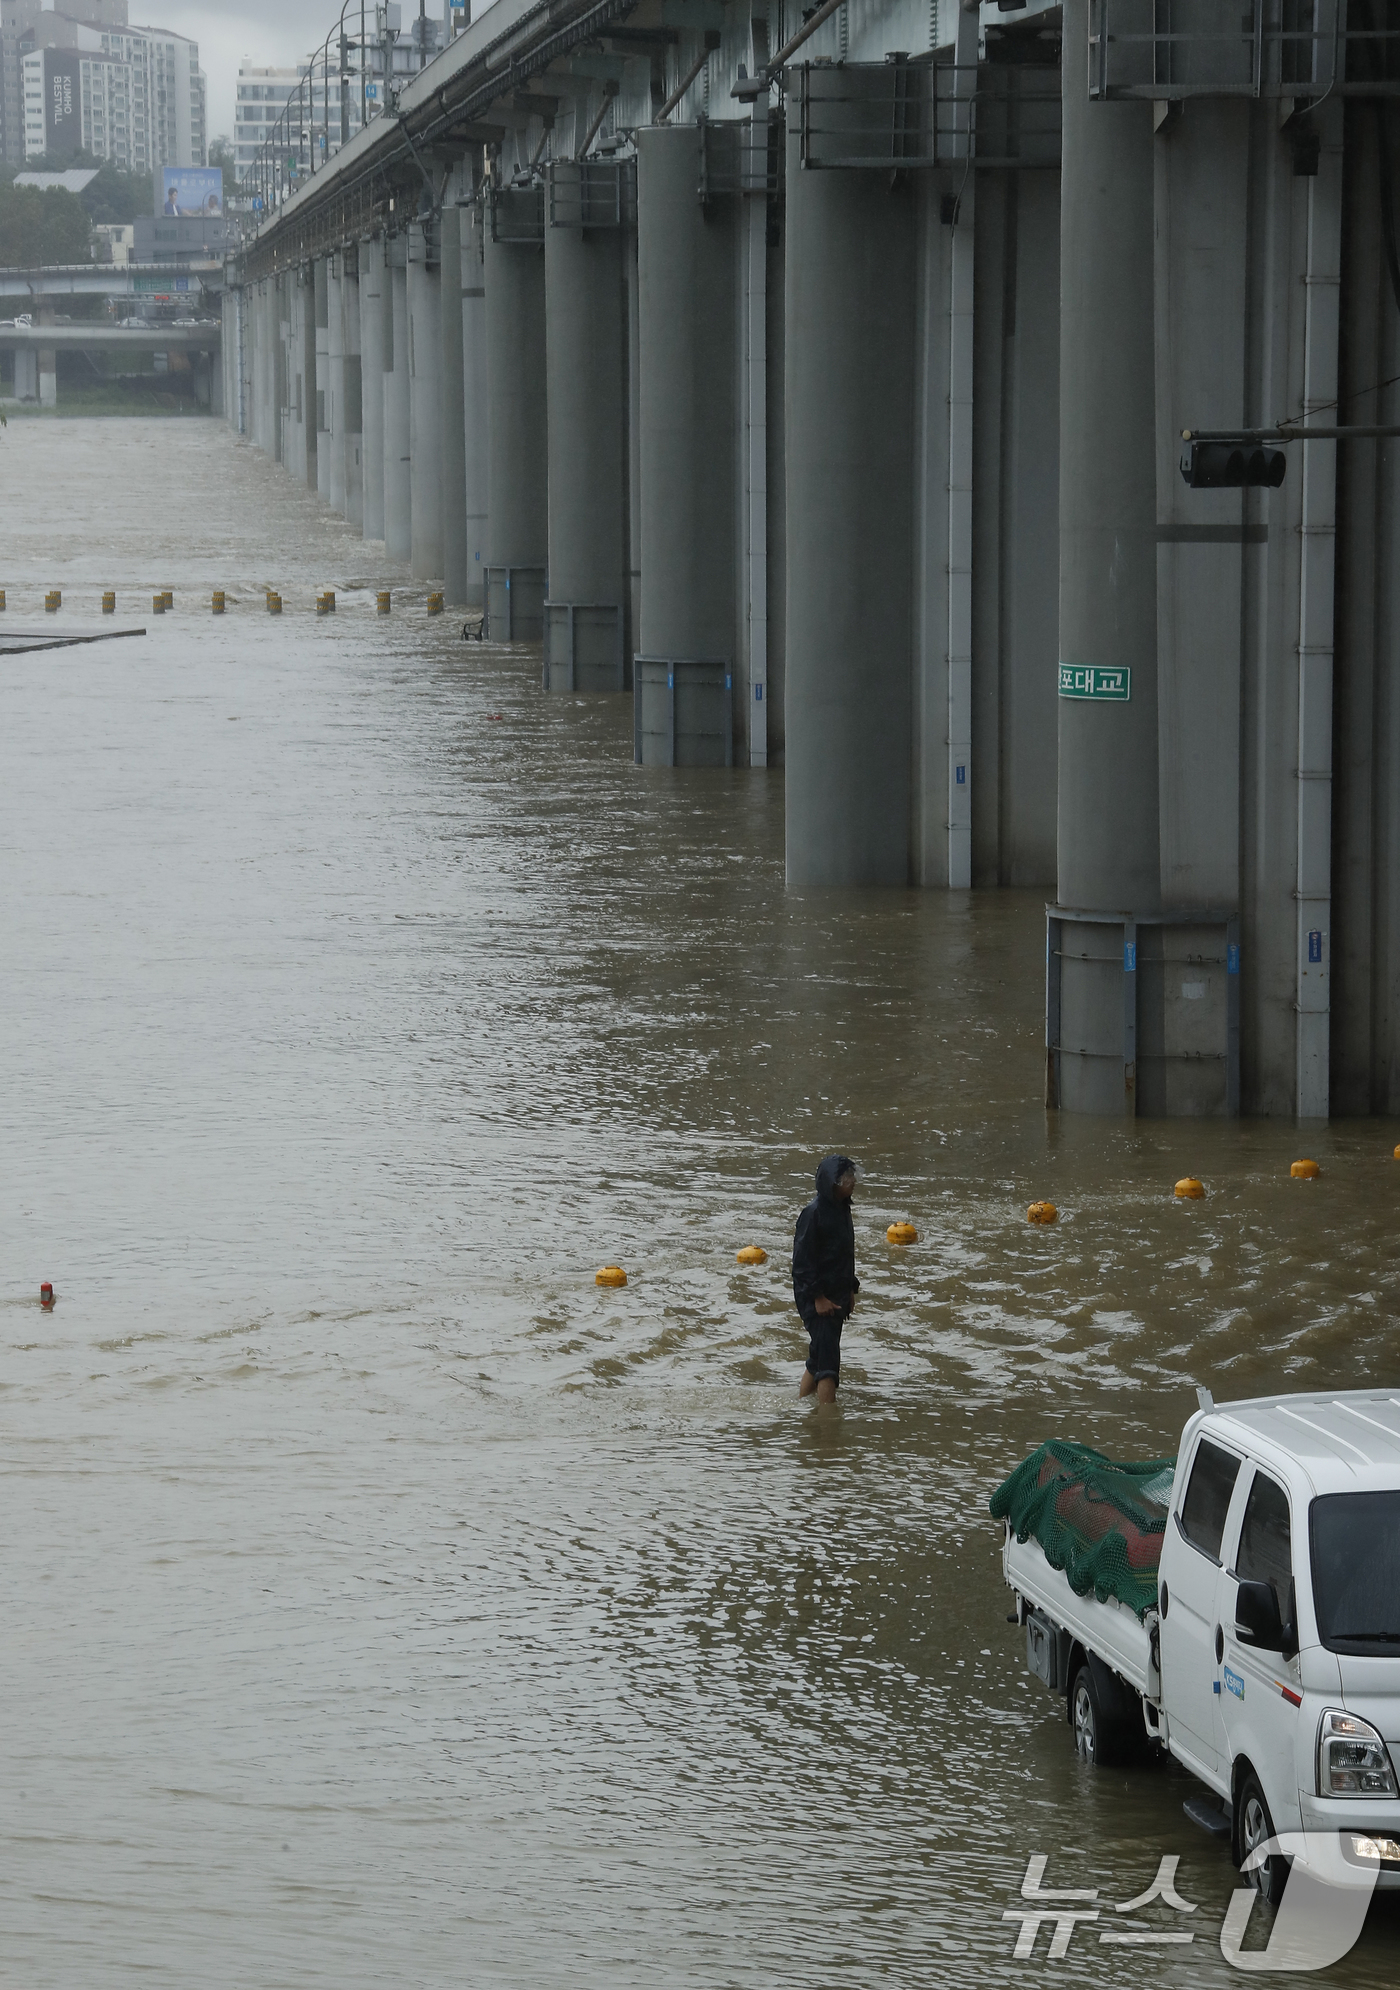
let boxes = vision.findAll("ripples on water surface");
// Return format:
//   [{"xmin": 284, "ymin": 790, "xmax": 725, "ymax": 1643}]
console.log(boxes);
[{"xmin": 2, "ymin": 422, "xmax": 1397, "ymax": 1985}]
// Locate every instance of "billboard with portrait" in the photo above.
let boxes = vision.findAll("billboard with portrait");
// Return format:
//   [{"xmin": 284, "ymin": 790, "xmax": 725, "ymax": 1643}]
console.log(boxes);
[
  {"xmin": 157, "ymin": 166, "xmax": 224, "ymax": 219},
  {"xmin": 45, "ymin": 49, "xmax": 82, "ymax": 159}
]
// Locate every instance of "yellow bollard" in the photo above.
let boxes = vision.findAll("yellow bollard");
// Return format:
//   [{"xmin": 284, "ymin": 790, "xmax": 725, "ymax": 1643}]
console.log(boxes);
[
  {"xmin": 152, "ymin": 593, "xmax": 165, "ymax": 614},
  {"xmin": 212, "ymin": 591, "xmax": 225, "ymax": 614},
  {"xmin": 427, "ymin": 590, "xmax": 444, "ymax": 615},
  {"xmin": 45, "ymin": 589, "xmax": 61, "ymax": 613},
  {"xmin": 595, "ymin": 1266, "xmax": 627, "ymax": 1287},
  {"xmin": 161, "ymin": 589, "xmax": 173, "ymax": 610},
  {"xmin": 735, "ymin": 1246, "xmax": 767, "ymax": 1265},
  {"xmin": 266, "ymin": 591, "xmax": 282, "ymax": 615},
  {"xmin": 0, "ymin": 588, "xmax": 6, "ymax": 611},
  {"xmin": 377, "ymin": 590, "xmax": 392, "ymax": 614},
  {"xmin": 102, "ymin": 591, "xmax": 116, "ymax": 614}
]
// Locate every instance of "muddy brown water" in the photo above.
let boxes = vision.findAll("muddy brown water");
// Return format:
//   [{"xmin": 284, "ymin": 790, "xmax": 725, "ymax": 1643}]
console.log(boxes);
[{"xmin": 2, "ymin": 420, "xmax": 1397, "ymax": 1985}]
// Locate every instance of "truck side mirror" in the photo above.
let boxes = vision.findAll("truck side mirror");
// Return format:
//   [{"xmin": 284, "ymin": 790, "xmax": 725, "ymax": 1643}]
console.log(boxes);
[{"xmin": 1235, "ymin": 1578, "xmax": 1283, "ymax": 1651}]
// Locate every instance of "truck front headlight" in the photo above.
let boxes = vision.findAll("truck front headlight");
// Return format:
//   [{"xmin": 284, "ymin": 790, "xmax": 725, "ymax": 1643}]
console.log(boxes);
[{"xmin": 1318, "ymin": 1709, "xmax": 1399, "ymax": 1797}]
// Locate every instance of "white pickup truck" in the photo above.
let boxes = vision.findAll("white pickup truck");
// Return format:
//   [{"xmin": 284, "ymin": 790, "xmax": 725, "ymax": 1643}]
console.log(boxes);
[{"xmin": 1002, "ymin": 1389, "xmax": 1400, "ymax": 1903}]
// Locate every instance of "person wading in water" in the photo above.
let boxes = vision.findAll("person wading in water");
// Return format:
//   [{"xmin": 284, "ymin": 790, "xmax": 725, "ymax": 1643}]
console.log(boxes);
[{"xmin": 792, "ymin": 1155, "xmax": 860, "ymax": 1402}]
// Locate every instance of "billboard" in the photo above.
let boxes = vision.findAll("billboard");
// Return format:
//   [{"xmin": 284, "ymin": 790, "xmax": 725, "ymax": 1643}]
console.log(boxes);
[
  {"xmin": 157, "ymin": 166, "xmax": 224, "ymax": 219},
  {"xmin": 45, "ymin": 49, "xmax": 82, "ymax": 160}
]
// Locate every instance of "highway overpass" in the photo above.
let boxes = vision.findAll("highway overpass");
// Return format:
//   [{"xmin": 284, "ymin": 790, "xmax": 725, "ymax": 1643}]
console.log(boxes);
[{"xmin": 0, "ymin": 263, "xmax": 224, "ymax": 301}]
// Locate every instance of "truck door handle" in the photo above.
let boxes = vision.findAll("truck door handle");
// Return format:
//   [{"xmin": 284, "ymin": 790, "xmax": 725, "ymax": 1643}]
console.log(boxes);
[{"xmin": 1215, "ymin": 1625, "xmax": 1224, "ymax": 1663}]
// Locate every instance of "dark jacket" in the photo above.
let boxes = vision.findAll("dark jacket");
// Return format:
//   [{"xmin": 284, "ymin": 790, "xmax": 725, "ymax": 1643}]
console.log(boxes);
[{"xmin": 792, "ymin": 1154, "xmax": 860, "ymax": 1328}]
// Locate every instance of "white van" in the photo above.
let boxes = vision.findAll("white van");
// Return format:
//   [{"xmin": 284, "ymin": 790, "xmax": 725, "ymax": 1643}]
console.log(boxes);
[{"xmin": 1002, "ymin": 1391, "xmax": 1400, "ymax": 1901}]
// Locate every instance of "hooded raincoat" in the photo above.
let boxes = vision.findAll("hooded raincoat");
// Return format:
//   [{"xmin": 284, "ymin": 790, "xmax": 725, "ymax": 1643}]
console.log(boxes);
[{"xmin": 791, "ymin": 1154, "xmax": 860, "ymax": 1329}]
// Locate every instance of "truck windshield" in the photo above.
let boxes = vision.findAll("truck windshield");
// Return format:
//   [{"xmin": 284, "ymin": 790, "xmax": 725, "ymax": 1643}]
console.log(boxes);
[{"xmin": 1310, "ymin": 1494, "xmax": 1400, "ymax": 1655}]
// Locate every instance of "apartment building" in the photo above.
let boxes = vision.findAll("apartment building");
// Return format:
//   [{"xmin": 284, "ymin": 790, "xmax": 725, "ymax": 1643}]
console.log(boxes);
[
  {"xmin": 19, "ymin": 13, "xmax": 204, "ymax": 169},
  {"xmin": 0, "ymin": 0, "xmax": 125, "ymax": 164}
]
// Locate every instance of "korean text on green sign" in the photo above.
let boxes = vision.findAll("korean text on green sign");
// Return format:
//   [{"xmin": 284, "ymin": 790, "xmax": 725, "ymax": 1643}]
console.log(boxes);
[{"xmin": 1058, "ymin": 664, "xmax": 1132, "ymax": 702}]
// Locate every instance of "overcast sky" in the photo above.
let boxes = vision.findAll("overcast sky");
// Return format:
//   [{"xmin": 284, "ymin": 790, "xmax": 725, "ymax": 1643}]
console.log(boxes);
[{"xmin": 149, "ymin": 3, "xmax": 454, "ymax": 140}]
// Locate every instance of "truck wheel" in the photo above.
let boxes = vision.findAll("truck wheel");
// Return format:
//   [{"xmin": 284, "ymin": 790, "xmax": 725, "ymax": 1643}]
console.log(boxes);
[
  {"xmin": 1070, "ymin": 1662, "xmax": 1128, "ymax": 1767},
  {"xmin": 1236, "ymin": 1770, "xmax": 1289, "ymax": 1906}
]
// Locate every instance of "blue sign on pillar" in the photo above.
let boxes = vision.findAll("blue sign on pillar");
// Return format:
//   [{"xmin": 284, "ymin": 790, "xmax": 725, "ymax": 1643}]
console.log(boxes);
[
  {"xmin": 955, "ymin": 765, "xmax": 966, "ymax": 786},
  {"xmin": 1124, "ymin": 942, "xmax": 1137, "ymax": 972},
  {"xmin": 1227, "ymin": 943, "xmax": 1240, "ymax": 974},
  {"xmin": 1308, "ymin": 929, "xmax": 1323, "ymax": 964}
]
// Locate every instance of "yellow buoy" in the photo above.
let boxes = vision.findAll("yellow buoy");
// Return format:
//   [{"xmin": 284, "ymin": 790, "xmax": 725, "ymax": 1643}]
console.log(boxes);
[
  {"xmin": 1393, "ymin": 1143, "xmax": 1400, "ymax": 1159},
  {"xmin": 1291, "ymin": 1158, "xmax": 1320, "ymax": 1179},
  {"xmin": 1174, "ymin": 1178, "xmax": 1204, "ymax": 1199},
  {"xmin": 735, "ymin": 1245, "xmax": 767, "ymax": 1265},
  {"xmin": 1028, "ymin": 1201, "xmax": 1058, "ymax": 1225},
  {"xmin": 596, "ymin": 1265, "xmax": 627, "ymax": 1287},
  {"xmin": 101, "ymin": 591, "xmax": 115, "ymax": 614},
  {"xmin": 886, "ymin": 1222, "xmax": 918, "ymax": 1245}
]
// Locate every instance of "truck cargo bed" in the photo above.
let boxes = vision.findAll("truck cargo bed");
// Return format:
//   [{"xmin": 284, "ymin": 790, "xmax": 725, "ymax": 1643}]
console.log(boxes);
[{"xmin": 1004, "ymin": 1527, "xmax": 1157, "ymax": 1700}]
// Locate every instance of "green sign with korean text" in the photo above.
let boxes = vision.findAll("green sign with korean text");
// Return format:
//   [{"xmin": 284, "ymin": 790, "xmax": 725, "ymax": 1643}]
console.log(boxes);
[{"xmin": 1058, "ymin": 664, "xmax": 1131, "ymax": 702}]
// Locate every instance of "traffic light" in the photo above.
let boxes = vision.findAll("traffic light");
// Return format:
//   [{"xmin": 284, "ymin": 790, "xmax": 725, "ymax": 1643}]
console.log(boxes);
[{"xmin": 1180, "ymin": 440, "xmax": 1287, "ymax": 488}]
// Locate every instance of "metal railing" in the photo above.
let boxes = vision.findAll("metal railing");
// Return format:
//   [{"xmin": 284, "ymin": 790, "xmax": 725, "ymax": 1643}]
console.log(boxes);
[
  {"xmin": 794, "ymin": 61, "xmax": 1061, "ymax": 172},
  {"xmin": 547, "ymin": 158, "xmax": 636, "ymax": 230},
  {"xmin": 1088, "ymin": 0, "xmax": 1400, "ymax": 100},
  {"xmin": 698, "ymin": 117, "xmax": 785, "ymax": 198},
  {"xmin": 488, "ymin": 182, "xmax": 545, "ymax": 244}
]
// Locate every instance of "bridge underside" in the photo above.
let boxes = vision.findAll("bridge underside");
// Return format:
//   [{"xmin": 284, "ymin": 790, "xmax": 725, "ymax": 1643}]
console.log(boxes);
[{"xmin": 226, "ymin": 0, "xmax": 1400, "ymax": 1121}]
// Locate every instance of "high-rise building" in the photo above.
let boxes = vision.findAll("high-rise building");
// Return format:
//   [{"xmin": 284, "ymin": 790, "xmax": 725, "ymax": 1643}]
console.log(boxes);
[
  {"xmin": 0, "ymin": 0, "xmax": 126, "ymax": 164},
  {"xmin": 19, "ymin": 16, "xmax": 204, "ymax": 169},
  {"xmin": 97, "ymin": 23, "xmax": 205, "ymax": 169},
  {"xmin": 234, "ymin": 64, "xmax": 307, "ymax": 185}
]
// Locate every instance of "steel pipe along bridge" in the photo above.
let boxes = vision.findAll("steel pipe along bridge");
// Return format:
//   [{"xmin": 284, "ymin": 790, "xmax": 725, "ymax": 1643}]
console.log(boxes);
[{"xmin": 225, "ymin": 0, "xmax": 1400, "ymax": 1124}]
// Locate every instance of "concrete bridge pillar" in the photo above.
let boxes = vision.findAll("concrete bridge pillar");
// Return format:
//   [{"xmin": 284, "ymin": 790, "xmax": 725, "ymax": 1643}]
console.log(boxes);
[
  {"xmin": 408, "ymin": 220, "xmax": 444, "ymax": 581},
  {"xmin": 301, "ymin": 268, "xmax": 319, "ymax": 491},
  {"xmin": 36, "ymin": 304, "xmax": 56, "ymax": 408},
  {"xmin": 384, "ymin": 238, "xmax": 412, "ymax": 562},
  {"xmin": 359, "ymin": 235, "xmax": 386, "ymax": 541},
  {"xmin": 783, "ymin": 103, "xmax": 916, "ymax": 881},
  {"xmin": 343, "ymin": 248, "xmax": 364, "ymax": 530},
  {"xmin": 483, "ymin": 189, "xmax": 548, "ymax": 639},
  {"xmin": 1051, "ymin": 0, "xmax": 1159, "ymax": 1114},
  {"xmin": 543, "ymin": 159, "xmax": 631, "ymax": 691},
  {"xmin": 268, "ymin": 279, "xmax": 282, "ymax": 466},
  {"xmin": 462, "ymin": 204, "xmax": 488, "ymax": 607},
  {"xmin": 314, "ymin": 258, "xmax": 330, "ymax": 500},
  {"xmin": 635, "ymin": 125, "xmax": 737, "ymax": 757},
  {"xmin": 439, "ymin": 202, "xmax": 470, "ymax": 605},
  {"xmin": 327, "ymin": 255, "xmax": 347, "ymax": 515}
]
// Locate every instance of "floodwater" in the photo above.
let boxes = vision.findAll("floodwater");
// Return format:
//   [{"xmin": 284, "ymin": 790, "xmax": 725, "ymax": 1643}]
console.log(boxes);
[{"xmin": 2, "ymin": 418, "xmax": 1398, "ymax": 1988}]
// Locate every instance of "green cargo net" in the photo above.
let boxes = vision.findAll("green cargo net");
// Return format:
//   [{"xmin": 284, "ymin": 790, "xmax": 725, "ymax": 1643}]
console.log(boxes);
[{"xmin": 990, "ymin": 1441, "xmax": 1177, "ymax": 1620}]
